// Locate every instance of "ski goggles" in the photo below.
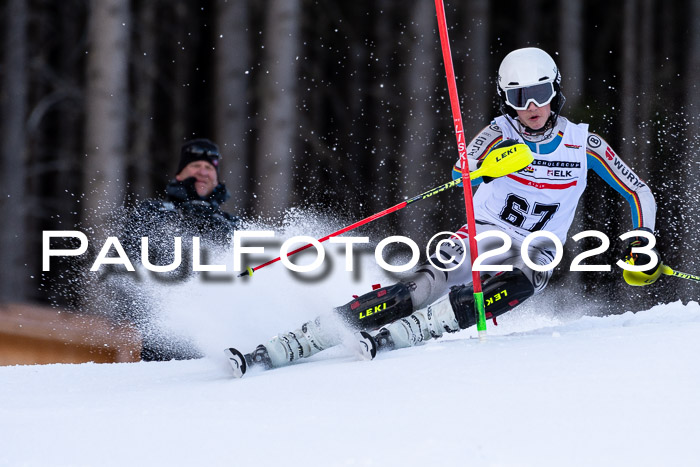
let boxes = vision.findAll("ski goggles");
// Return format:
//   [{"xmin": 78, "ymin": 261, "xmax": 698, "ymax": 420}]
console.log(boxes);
[
  {"xmin": 185, "ymin": 145, "xmax": 221, "ymax": 161},
  {"xmin": 504, "ymin": 82, "xmax": 556, "ymax": 110},
  {"xmin": 180, "ymin": 142, "xmax": 222, "ymax": 172}
]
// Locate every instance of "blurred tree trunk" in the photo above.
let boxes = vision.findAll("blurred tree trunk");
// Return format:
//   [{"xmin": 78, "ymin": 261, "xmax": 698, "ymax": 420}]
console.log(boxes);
[
  {"xmin": 559, "ymin": 0, "xmax": 583, "ymax": 112},
  {"xmin": 620, "ymin": 0, "xmax": 637, "ymax": 156},
  {"xmin": 254, "ymin": 0, "xmax": 301, "ymax": 217},
  {"xmin": 621, "ymin": 1, "xmax": 653, "ymax": 176},
  {"xmin": 518, "ymin": 0, "xmax": 540, "ymax": 45},
  {"xmin": 637, "ymin": 0, "xmax": 654, "ymax": 163},
  {"xmin": 618, "ymin": 0, "xmax": 656, "ymax": 310},
  {"xmin": 616, "ymin": 0, "xmax": 639, "ymax": 308},
  {"xmin": 82, "ymin": 0, "xmax": 130, "ymax": 230},
  {"xmin": 0, "ymin": 0, "xmax": 28, "ymax": 303},
  {"xmin": 682, "ymin": 0, "xmax": 700, "ymax": 280},
  {"xmin": 400, "ymin": 0, "xmax": 438, "ymax": 242},
  {"xmin": 462, "ymin": 0, "xmax": 490, "ymax": 136},
  {"xmin": 130, "ymin": 0, "xmax": 157, "ymax": 199},
  {"xmin": 343, "ymin": 9, "xmax": 371, "ymax": 212},
  {"xmin": 370, "ymin": 0, "xmax": 396, "ymax": 214},
  {"xmin": 556, "ymin": 0, "xmax": 585, "ymax": 301},
  {"xmin": 46, "ymin": 3, "xmax": 87, "ymax": 306},
  {"xmin": 215, "ymin": 0, "xmax": 250, "ymax": 213},
  {"xmin": 170, "ymin": 1, "xmax": 191, "ymax": 166},
  {"xmin": 610, "ymin": 0, "xmax": 637, "ymax": 310}
]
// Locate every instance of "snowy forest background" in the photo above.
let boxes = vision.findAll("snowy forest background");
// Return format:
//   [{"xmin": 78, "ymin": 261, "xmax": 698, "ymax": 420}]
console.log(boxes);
[{"xmin": 0, "ymin": 0, "xmax": 698, "ymax": 314}]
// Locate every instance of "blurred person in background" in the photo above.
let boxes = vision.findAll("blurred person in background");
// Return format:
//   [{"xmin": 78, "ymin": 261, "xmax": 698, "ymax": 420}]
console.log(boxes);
[{"xmin": 117, "ymin": 138, "xmax": 241, "ymax": 361}]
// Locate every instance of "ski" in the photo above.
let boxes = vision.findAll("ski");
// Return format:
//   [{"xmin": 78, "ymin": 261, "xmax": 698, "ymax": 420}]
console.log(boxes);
[{"xmin": 224, "ymin": 331, "xmax": 378, "ymax": 378}]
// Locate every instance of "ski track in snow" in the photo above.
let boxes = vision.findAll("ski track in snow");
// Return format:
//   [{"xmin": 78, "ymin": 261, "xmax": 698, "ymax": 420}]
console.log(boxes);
[{"xmin": 2, "ymin": 215, "xmax": 700, "ymax": 467}]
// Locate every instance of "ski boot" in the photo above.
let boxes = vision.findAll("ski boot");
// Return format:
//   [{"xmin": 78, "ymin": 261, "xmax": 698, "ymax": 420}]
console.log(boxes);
[
  {"xmin": 225, "ymin": 344, "xmax": 273, "ymax": 378},
  {"xmin": 225, "ymin": 316, "xmax": 341, "ymax": 377},
  {"xmin": 354, "ymin": 331, "xmax": 378, "ymax": 360},
  {"xmin": 224, "ymin": 347, "xmax": 247, "ymax": 378}
]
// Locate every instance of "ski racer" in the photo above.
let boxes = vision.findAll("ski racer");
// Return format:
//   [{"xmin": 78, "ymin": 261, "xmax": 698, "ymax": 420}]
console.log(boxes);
[{"xmin": 226, "ymin": 47, "xmax": 662, "ymax": 376}]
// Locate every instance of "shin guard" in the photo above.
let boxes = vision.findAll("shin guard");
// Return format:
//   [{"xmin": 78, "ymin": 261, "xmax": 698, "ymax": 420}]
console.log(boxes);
[
  {"xmin": 449, "ymin": 269, "xmax": 535, "ymax": 330},
  {"xmin": 334, "ymin": 283, "xmax": 413, "ymax": 330}
]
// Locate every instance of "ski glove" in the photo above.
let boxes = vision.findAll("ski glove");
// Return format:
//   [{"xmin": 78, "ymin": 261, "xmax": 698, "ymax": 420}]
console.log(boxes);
[
  {"xmin": 475, "ymin": 159, "xmax": 494, "ymax": 184},
  {"xmin": 621, "ymin": 227, "xmax": 662, "ymax": 286},
  {"xmin": 166, "ymin": 177, "xmax": 200, "ymax": 201},
  {"xmin": 476, "ymin": 139, "xmax": 519, "ymax": 184}
]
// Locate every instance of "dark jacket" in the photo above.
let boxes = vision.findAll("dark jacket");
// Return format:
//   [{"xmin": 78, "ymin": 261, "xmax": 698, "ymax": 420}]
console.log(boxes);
[
  {"xmin": 123, "ymin": 177, "xmax": 241, "ymax": 263},
  {"xmin": 116, "ymin": 177, "xmax": 242, "ymax": 361}
]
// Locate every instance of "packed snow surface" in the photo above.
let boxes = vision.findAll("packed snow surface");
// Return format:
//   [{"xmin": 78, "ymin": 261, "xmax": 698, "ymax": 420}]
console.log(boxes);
[{"xmin": 2, "ymin": 240, "xmax": 699, "ymax": 466}]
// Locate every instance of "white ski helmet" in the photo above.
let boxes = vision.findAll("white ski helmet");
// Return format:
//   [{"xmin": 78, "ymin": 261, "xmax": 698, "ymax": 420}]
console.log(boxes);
[{"xmin": 497, "ymin": 47, "xmax": 565, "ymax": 121}]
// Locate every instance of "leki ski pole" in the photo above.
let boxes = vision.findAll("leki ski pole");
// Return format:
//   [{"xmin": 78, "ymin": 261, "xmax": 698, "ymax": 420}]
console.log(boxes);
[
  {"xmin": 661, "ymin": 265, "xmax": 700, "ymax": 283},
  {"xmin": 238, "ymin": 179, "xmax": 462, "ymax": 277},
  {"xmin": 434, "ymin": 0, "xmax": 487, "ymax": 341}
]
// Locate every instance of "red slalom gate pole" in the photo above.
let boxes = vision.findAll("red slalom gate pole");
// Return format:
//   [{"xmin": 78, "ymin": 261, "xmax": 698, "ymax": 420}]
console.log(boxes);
[{"xmin": 434, "ymin": 0, "xmax": 487, "ymax": 340}]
